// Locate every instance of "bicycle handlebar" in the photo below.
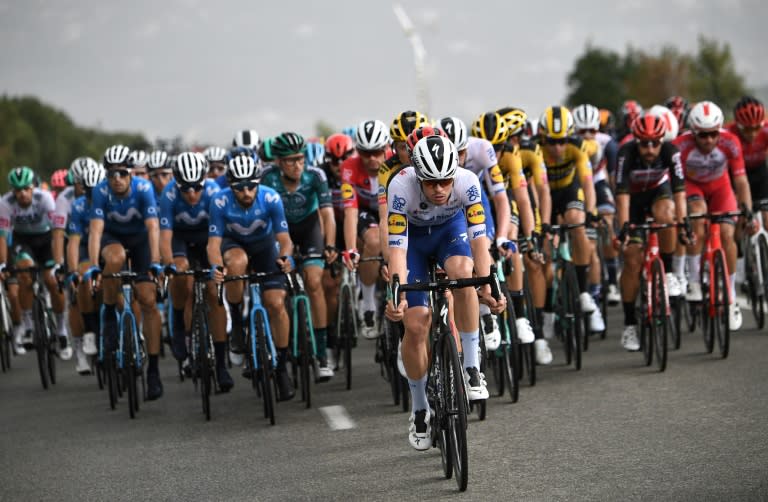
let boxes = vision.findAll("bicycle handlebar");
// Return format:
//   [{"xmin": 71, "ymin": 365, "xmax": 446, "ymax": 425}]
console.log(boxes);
[
  {"xmin": 216, "ymin": 271, "xmax": 287, "ymax": 305},
  {"xmin": 390, "ymin": 265, "xmax": 501, "ymax": 308}
]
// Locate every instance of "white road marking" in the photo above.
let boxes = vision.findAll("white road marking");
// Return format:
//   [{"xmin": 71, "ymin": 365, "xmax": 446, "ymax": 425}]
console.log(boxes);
[{"xmin": 319, "ymin": 405, "xmax": 356, "ymax": 430}]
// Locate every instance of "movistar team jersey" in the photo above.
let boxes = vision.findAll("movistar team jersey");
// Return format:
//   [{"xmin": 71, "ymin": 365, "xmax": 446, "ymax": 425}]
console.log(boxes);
[
  {"xmin": 90, "ymin": 177, "xmax": 158, "ymax": 235},
  {"xmin": 0, "ymin": 188, "xmax": 56, "ymax": 237},
  {"xmin": 159, "ymin": 179, "xmax": 220, "ymax": 233},
  {"xmin": 208, "ymin": 186, "xmax": 289, "ymax": 246},
  {"xmin": 260, "ymin": 165, "xmax": 332, "ymax": 224},
  {"xmin": 67, "ymin": 195, "xmax": 92, "ymax": 239}
]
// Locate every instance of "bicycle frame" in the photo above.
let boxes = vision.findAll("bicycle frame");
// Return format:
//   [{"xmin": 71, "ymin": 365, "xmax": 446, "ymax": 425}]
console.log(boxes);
[
  {"xmin": 248, "ymin": 281, "xmax": 278, "ymax": 370},
  {"xmin": 98, "ymin": 274, "xmax": 142, "ymax": 372},
  {"xmin": 288, "ymin": 271, "xmax": 318, "ymax": 360},
  {"xmin": 641, "ymin": 231, "xmax": 671, "ymax": 319}
]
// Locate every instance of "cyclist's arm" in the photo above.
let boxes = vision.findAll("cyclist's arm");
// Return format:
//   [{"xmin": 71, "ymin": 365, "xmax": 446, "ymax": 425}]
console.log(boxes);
[
  {"xmin": 616, "ymin": 193, "xmax": 629, "ymax": 230},
  {"xmin": 207, "ymin": 236, "xmax": 223, "ymax": 269},
  {"xmin": 733, "ymin": 174, "xmax": 753, "ymax": 213},
  {"xmin": 469, "ymin": 235, "xmax": 492, "ymax": 278},
  {"xmin": 491, "ymin": 190, "xmax": 510, "ymax": 242},
  {"xmin": 275, "ymin": 230, "xmax": 293, "ymax": 259},
  {"xmin": 388, "ymin": 246, "xmax": 407, "ymax": 289},
  {"xmin": 145, "ymin": 217, "xmax": 160, "ymax": 264},
  {"xmin": 160, "ymin": 229, "xmax": 174, "ymax": 266},
  {"xmin": 0, "ymin": 235, "xmax": 7, "ymax": 266},
  {"xmin": 576, "ymin": 149, "xmax": 596, "ymax": 214},
  {"xmin": 88, "ymin": 218, "xmax": 104, "ymax": 267},
  {"xmin": 52, "ymin": 229, "xmax": 65, "ymax": 265},
  {"xmin": 379, "ymin": 202, "xmax": 389, "ymax": 262},
  {"xmin": 511, "ymin": 186, "xmax": 534, "ymax": 237},
  {"xmin": 343, "ymin": 206, "xmax": 358, "ymax": 252},
  {"xmin": 319, "ymin": 206, "xmax": 336, "ymax": 249},
  {"xmin": 66, "ymin": 234, "xmax": 80, "ymax": 273}
]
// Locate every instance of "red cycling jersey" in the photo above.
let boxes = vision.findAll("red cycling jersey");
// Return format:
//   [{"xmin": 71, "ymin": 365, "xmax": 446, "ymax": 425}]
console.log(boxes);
[
  {"xmin": 725, "ymin": 122, "xmax": 768, "ymax": 171},
  {"xmin": 340, "ymin": 156, "xmax": 380, "ymax": 213},
  {"xmin": 672, "ymin": 129, "xmax": 745, "ymax": 184}
]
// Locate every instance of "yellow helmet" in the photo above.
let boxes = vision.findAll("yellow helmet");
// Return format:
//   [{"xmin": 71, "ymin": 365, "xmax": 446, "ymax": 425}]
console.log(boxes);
[
  {"xmin": 390, "ymin": 110, "xmax": 429, "ymax": 142},
  {"xmin": 539, "ymin": 106, "xmax": 574, "ymax": 139},
  {"xmin": 471, "ymin": 112, "xmax": 509, "ymax": 145},
  {"xmin": 497, "ymin": 107, "xmax": 528, "ymax": 136}
]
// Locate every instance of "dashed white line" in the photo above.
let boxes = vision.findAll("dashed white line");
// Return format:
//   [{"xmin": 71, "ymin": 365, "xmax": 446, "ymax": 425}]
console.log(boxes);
[{"xmin": 319, "ymin": 405, "xmax": 356, "ymax": 430}]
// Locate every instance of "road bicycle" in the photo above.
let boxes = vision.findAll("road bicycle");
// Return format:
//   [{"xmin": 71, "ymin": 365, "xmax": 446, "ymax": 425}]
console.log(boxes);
[{"xmin": 742, "ymin": 199, "xmax": 768, "ymax": 330}]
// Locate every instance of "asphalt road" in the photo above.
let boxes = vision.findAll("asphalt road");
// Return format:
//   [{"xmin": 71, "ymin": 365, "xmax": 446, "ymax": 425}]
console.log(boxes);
[{"xmin": 2, "ymin": 301, "xmax": 767, "ymax": 501}]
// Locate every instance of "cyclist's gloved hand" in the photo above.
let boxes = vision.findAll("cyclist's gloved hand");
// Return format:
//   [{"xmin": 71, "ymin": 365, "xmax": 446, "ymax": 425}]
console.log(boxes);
[
  {"xmin": 149, "ymin": 262, "xmax": 163, "ymax": 279},
  {"xmin": 495, "ymin": 237, "xmax": 516, "ymax": 255},
  {"xmin": 164, "ymin": 263, "xmax": 177, "ymax": 276},
  {"xmin": 324, "ymin": 245, "xmax": 338, "ymax": 264},
  {"xmin": 50, "ymin": 262, "xmax": 65, "ymax": 279},
  {"xmin": 586, "ymin": 211, "xmax": 600, "ymax": 226},
  {"xmin": 83, "ymin": 265, "xmax": 101, "ymax": 280},
  {"xmin": 0, "ymin": 262, "xmax": 6, "ymax": 275},
  {"xmin": 65, "ymin": 272, "xmax": 79, "ymax": 286},
  {"xmin": 342, "ymin": 248, "xmax": 359, "ymax": 270},
  {"xmin": 277, "ymin": 255, "xmax": 294, "ymax": 273}
]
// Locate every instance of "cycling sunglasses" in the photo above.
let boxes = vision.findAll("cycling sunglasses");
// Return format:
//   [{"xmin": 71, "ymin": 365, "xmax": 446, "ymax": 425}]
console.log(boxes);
[
  {"xmin": 637, "ymin": 139, "xmax": 662, "ymax": 148},
  {"xmin": 421, "ymin": 178, "xmax": 454, "ymax": 189},
  {"xmin": 543, "ymin": 137, "xmax": 568, "ymax": 145},
  {"xmin": 179, "ymin": 182, "xmax": 204, "ymax": 193},
  {"xmin": 107, "ymin": 169, "xmax": 131, "ymax": 179},
  {"xmin": 231, "ymin": 180, "xmax": 259, "ymax": 191},
  {"xmin": 326, "ymin": 152, "xmax": 353, "ymax": 164},
  {"xmin": 695, "ymin": 130, "xmax": 720, "ymax": 139}
]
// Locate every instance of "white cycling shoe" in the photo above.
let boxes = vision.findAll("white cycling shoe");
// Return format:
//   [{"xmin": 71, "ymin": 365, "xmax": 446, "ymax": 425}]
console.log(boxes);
[
  {"xmin": 621, "ymin": 325, "xmax": 640, "ymax": 351},
  {"xmin": 580, "ymin": 292, "xmax": 597, "ymax": 314},
  {"xmin": 408, "ymin": 408, "xmax": 432, "ymax": 451},
  {"xmin": 515, "ymin": 317, "xmax": 535, "ymax": 344},
  {"xmin": 534, "ymin": 339, "xmax": 553, "ymax": 365}
]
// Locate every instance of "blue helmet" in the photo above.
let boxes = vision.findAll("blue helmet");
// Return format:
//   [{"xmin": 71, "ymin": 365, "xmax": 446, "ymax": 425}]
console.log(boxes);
[{"xmin": 304, "ymin": 142, "xmax": 325, "ymax": 167}]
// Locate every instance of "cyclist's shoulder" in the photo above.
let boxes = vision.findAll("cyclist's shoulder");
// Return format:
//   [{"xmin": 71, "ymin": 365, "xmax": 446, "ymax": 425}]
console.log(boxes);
[{"xmin": 305, "ymin": 165, "xmax": 328, "ymax": 183}]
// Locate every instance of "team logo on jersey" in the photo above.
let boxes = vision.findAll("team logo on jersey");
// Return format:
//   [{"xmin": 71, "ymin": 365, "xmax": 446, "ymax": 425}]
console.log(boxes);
[
  {"xmin": 392, "ymin": 195, "xmax": 406, "ymax": 212},
  {"xmin": 388, "ymin": 213, "xmax": 407, "ymax": 235},
  {"xmin": 490, "ymin": 166, "xmax": 503, "ymax": 184},
  {"xmin": 341, "ymin": 183, "xmax": 354, "ymax": 200},
  {"xmin": 577, "ymin": 188, "xmax": 585, "ymax": 201},
  {"xmin": 465, "ymin": 185, "xmax": 480, "ymax": 202},
  {"xmin": 166, "ymin": 189, "xmax": 176, "ymax": 201},
  {"xmin": 265, "ymin": 193, "xmax": 281, "ymax": 204},
  {"xmin": 466, "ymin": 203, "xmax": 485, "ymax": 225},
  {"xmin": 214, "ymin": 196, "xmax": 227, "ymax": 209}
]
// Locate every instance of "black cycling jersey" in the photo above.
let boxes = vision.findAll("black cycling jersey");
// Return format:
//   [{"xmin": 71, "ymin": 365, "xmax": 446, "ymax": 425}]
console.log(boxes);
[{"xmin": 615, "ymin": 141, "xmax": 684, "ymax": 195}]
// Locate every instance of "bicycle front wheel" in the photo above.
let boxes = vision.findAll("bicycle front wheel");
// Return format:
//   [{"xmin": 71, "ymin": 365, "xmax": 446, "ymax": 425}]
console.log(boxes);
[
  {"xmin": 713, "ymin": 250, "xmax": 730, "ymax": 358},
  {"xmin": 442, "ymin": 332, "xmax": 468, "ymax": 491},
  {"xmin": 32, "ymin": 298, "xmax": 49, "ymax": 390},
  {"xmin": 296, "ymin": 300, "xmax": 312, "ymax": 409},
  {"xmin": 192, "ymin": 310, "xmax": 211, "ymax": 421},
  {"xmin": 759, "ymin": 235, "xmax": 768, "ymax": 327},
  {"xmin": 122, "ymin": 315, "xmax": 139, "ymax": 419},
  {"xmin": 651, "ymin": 259, "xmax": 668, "ymax": 372},
  {"xmin": 339, "ymin": 285, "xmax": 354, "ymax": 391},
  {"xmin": 744, "ymin": 238, "xmax": 765, "ymax": 329},
  {"xmin": 254, "ymin": 309, "xmax": 275, "ymax": 426},
  {"xmin": 563, "ymin": 265, "xmax": 583, "ymax": 370}
]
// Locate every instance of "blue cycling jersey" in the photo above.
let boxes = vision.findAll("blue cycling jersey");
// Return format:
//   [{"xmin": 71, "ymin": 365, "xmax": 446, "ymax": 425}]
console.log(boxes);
[
  {"xmin": 90, "ymin": 177, "xmax": 158, "ymax": 235},
  {"xmin": 214, "ymin": 174, "xmax": 228, "ymax": 189},
  {"xmin": 159, "ymin": 179, "xmax": 220, "ymax": 233},
  {"xmin": 208, "ymin": 185, "xmax": 289, "ymax": 247},
  {"xmin": 67, "ymin": 195, "xmax": 91, "ymax": 238}
]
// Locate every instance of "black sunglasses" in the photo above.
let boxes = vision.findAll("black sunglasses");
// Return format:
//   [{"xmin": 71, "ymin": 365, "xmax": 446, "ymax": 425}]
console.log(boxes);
[
  {"xmin": 326, "ymin": 152, "xmax": 353, "ymax": 164},
  {"xmin": 637, "ymin": 139, "xmax": 662, "ymax": 148},
  {"xmin": 231, "ymin": 180, "xmax": 259, "ymax": 191},
  {"xmin": 696, "ymin": 130, "xmax": 720, "ymax": 139},
  {"xmin": 179, "ymin": 183, "xmax": 204, "ymax": 193},
  {"xmin": 543, "ymin": 137, "xmax": 567, "ymax": 145},
  {"xmin": 107, "ymin": 169, "xmax": 131, "ymax": 179}
]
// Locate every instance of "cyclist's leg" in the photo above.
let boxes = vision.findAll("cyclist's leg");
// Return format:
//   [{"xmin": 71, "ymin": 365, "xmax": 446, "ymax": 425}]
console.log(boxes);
[
  {"xmin": 76, "ymin": 260, "xmax": 100, "ymax": 358},
  {"xmin": 707, "ymin": 181, "xmax": 740, "ymax": 328},
  {"xmin": 222, "ymin": 241, "xmax": 248, "ymax": 354},
  {"xmin": 685, "ymin": 182, "xmax": 708, "ymax": 301},
  {"xmin": 563, "ymin": 184, "xmax": 594, "ymax": 313},
  {"xmin": 358, "ymin": 212, "xmax": 380, "ymax": 338},
  {"xmin": 505, "ymin": 208, "xmax": 535, "ymax": 344},
  {"xmin": 597, "ymin": 180, "xmax": 620, "ymax": 302},
  {"xmin": 12, "ymin": 246, "xmax": 35, "ymax": 346}
]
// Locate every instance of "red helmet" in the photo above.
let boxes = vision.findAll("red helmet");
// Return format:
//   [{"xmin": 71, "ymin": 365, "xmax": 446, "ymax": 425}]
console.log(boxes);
[
  {"xmin": 51, "ymin": 169, "xmax": 68, "ymax": 189},
  {"xmin": 621, "ymin": 100, "xmax": 644, "ymax": 126},
  {"xmin": 325, "ymin": 133, "xmax": 355, "ymax": 161},
  {"xmin": 406, "ymin": 125, "xmax": 446, "ymax": 153},
  {"xmin": 631, "ymin": 114, "xmax": 666, "ymax": 141},
  {"xmin": 734, "ymin": 96, "xmax": 765, "ymax": 128}
]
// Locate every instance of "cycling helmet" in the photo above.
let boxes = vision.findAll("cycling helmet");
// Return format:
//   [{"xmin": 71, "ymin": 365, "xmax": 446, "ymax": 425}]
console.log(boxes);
[
  {"xmin": 341, "ymin": 126, "xmax": 357, "ymax": 139},
  {"xmin": 572, "ymin": 104, "xmax": 601, "ymax": 131},
  {"xmin": 51, "ymin": 169, "xmax": 68, "ymax": 190},
  {"xmin": 439, "ymin": 117, "xmax": 468, "ymax": 151},
  {"xmin": 257, "ymin": 138, "xmax": 274, "ymax": 162},
  {"xmin": 203, "ymin": 146, "xmax": 228, "ymax": 163},
  {"xmin": 688, "ymin": 101, "xmax": 724, "ymax": 131},
  {"xmin": 406, "ymin": 125, "xmax": 447, "ymax": 153},
  {"xmin": 271, "ymin": 132, "xmax": 305, "ymax": 158},
  {"xmin": 8, "ymin": 166, "xmax": 35, "ymax": 189},
  {"xmin": 497, "ymin": 107, "xmax": 528, "ymax": 136},
  {"xmin": 471, "ymin": 112, "xmax": 509, "ymax": 145},
  {"xmin": 663, "ymin": 95, "xmax": 689, "ymax": 112},
  {"xmin": 390, "ymin": 111, "xmax": 429, "ymax": 142},
  {"xmin": 734, "ymin": 96, "xmax": 765, "ymax": 128},
  {"xmin": 305, "ymin": 142, "xmax": 325, "ymax": 167},
  {"xmin": 325, "ymin": 133, "xmax": 355, "ymax": 160},
  {"xmin": 539, "ymin": 106, "xmax": 574, "ymax": 140},
  {"xmin": 233, "ymin": 129, "xmax": 260, "ymax": 149},
  {"xmin": 227, "ymin": 155, "xmax": 262, "ymax": 183},
  {"xmin": 631, "ymin": 114, "xmax": 667, "ymax": 141},
  {"xmin": 69, "ymin": 157, "xmax": 98, "ymax": 183},
  {"xmin": 648, "ymin": 105, "xmax": 680, "ymax": 141},
  {"xmin": 80, "ymin": 161, "xmax": 105, "ymax": 189},
  {"xmin": 147, "ymin": 150, "xmax": 169, "ymax": 171},
  {"xmin": 228, "ymin": 146, "xmax": 258, "ymax": 162},
  {"xmin": 620, "ymin": 100, "xmax": 644, "ymax": 127},
  {"xmin": 523, "ymin": 118, "xmax": 539, "ymax": 140},
  {"xmin": 355, "ymin": 119, "xmax": 390, "ymax": 151},
  {"xmin": 411, "ymin": 136, "xmax": 458, "ymax": 181},
  {"xmin": 103, "ymin": 145, "xmax": 133, "ymax": 168},
  {"xmin": 129, "ymin": 150, "xmax": 149, "ymax": 167},
  {"xmin": 174, "ymin": 152, "xmax": 209, "ymax": 184}
]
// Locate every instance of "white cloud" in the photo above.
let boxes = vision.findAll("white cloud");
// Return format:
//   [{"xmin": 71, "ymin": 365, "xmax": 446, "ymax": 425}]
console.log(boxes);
[
  {"xmin": 62, "ymin": 22, "xmax": 82, "ymax": 44},
  {"xmin": 294, "ymin": 23, "xmax": 315, "ymax": 39},
  {"xmin": 137, "ymin": 20, "xmax": 161, "ymax": 40}
]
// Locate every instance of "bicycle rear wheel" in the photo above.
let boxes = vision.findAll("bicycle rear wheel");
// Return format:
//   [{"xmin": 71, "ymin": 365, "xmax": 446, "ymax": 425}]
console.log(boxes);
[
  {"xmin": 192, "ymin": 310, "xmax": 211, "ymax": 421},
  {"xmin": 521, "ymin": 272, "xmax": 537, "ymax": 386},
  {"xmin": 339, "ymin": 285, "xmax": 354, "ymax": 391},
  {"xmin": 296, "ymin": 300, "xmax": 312, "ymax": 409},
  {"xmin": 255, "ymin": 309, "xmax": 275, "ymax": 425},
  {"xmin": 701, "ymin": 262, "xmax": 715, "ymax": 354},
  {"xmin": 0, "ymin": 295, "xmax": 11, "ymax": 371},
  {"xmin": 46, "ymin": 313, "xmax": 56, "ymax": 385},
  {"xmin": 713, "ymin": 250, "xmax": 730, "ymax": 358},
  {"xmin": 759, "ymin": 235, "xmax": 768, "ymax": 327},
  {"xmin": 32, "ymin": 298, "xmax": 49, "ymax": 390},
  {"xmin": 651, "ymin": 260, "xmax": 668, "ymax": 372},
  {"xmin": 504, "ymin": 295, "xmax": 520, "ymax": 403},
  {"xmin": 670, "ymin": 296, "xmax": 683, "ymax": 350},
  {"xmin": 431, "ymin": 349, "xmax": 452, "ymax": 480},
  {"xmin": 443, "ymin": 331, "xmax": 468, "ymax": 491},
  {"xmin": 106, "ymin": 352, "xmax": 118, "ymax": 410},
  {"xmin": 745, "ymin": 239, "xmax": 765, "ymax": 329},
  {"xmin": 563, "ymin": 265, "xmax": 583, "ymax": 370},
  {"xmin": 121, "ymin": 315, "xmax": 139, "ymax": 418}
]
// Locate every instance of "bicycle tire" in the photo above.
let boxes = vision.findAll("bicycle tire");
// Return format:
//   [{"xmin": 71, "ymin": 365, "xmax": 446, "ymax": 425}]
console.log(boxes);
[
  {"xmin": 443, "ymin": 330, "xmax": 468, "ymax": 491},
  {"xmin": 192, "ymin": 309, "xmax": 211, "ymax": 421},
  {"xmin": 340, "ymin": 285, "xmax": 354, "ymax": 391},
  {"xmin": 383, "ymin": 320, "xmax": 399, "ymax": 404},
  {"xmin": 475, "ymin": 330, "xmax": 487, "ymax": 421},
  {"xmin": 713, "ymin": 250, "xmax": 730, "ymax": 359},
  {"xmin": 504, "ymin": 292, "xmax": 520, "ymax": 403},
  {"xmin": 521, "ymin": 272, "xmax": 537, "ymax": 386},
  {"xmin": 651, "ymin": 259, "xmax": 668, "ymax": 372},
  {"xmin": 46, "ymin": 313, "xmax": 56, "ymax": 385},
  {"xmin": 759, "ymin": 235, "xmax": 768, "ymax": 328},
  {"xmin": 744, "ymin": 238, "xmax": 765, "ymax": 329},
  {"xmin": 670, "ymin": 296, "xmax": 683, "ymax": 350},
  {"xmin": 0, "ymin": 295, "xmax": 11, "ymax": 371},
  {"xmin": 684, "ymin": 297, "xmax": 697, "ymax": 333},
  {"xmin": 563, "ymin": 265, "xmax": 583, "ymax": 370},
  {"xmin": 107, "ymin": 352, "xmax": 118, "ymax": 410},
  {"xmin": 122, "ymin": 315, "xmax": 138, "ymax": 419},
  {"xmin": 32, "ymin": 298, "xmax": 49, "ymax": 390},
  {"xmin": 432, "ymin": 347, "xmax": 452, "ymax": 480},
  {"xmin": 254, "ymin": 309, "xmax": 275, "ymax": 425},
  {"xmin": 701, "ymin": 260, "xmax": 715, "ymax": 354},
  {"xmin": 296, "ymin": 300, "xmax": 312, "ymax": 409}
]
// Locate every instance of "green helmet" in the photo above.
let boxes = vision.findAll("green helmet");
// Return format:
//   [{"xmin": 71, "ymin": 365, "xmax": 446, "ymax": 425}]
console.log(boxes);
[
  {"xmin": 271, "ymin": 132, "xmax": 305, "ymax": 158},
  {"xmin": 8, "ymin": 166, "xmax": 35, "ymax": 190}
]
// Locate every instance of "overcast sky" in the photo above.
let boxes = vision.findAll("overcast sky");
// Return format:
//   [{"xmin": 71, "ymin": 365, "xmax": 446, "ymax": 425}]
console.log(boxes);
[{"xmin": 1, "ymin": 0, "xmax": 766, "ymax": 146}]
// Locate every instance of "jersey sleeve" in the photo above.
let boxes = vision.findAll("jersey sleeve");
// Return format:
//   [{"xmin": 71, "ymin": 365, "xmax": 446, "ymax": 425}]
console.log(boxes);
[
  {"xmin": 52, "ymin": 192, "xmax": 70, "ymax": 230},
  {"xmin": 459, "ymin": 172, "xmax": 487, "ymax": 241},
  {"xmin": 67, "ymin": 200, "xmax": 84, "ymax": 236},
  {"xmin": 312, "ymin": 168, "xmax": 333, "ymax": 209},
  {"xmin": 90, "ymin": 185, "xmax": 107, "ymax": 220},
  {"xmin": 159, "ymin": 187, "xmax": 175, "ymax": 230},
  {"xmin": 666, "ymin": 144, "xmax": 685, "ymax": 193},
  {"xmin": 614, "ymin": 144, "xmax": 631, "ymax": 195},
  {"xmin": 498, "ymin": 147, "xmax": 527, "ymax": 192},
  {"xmin": 0, "ymin": 199, "xmax": 11, "ymax": 238},
  {"xmin": 340, "ymin": 160, "xmax": 358, "ymax": 209},
  {"xmin": 724, "ymin": 135, "xmax": 746, "ymax": 178},
  {"xmin": 604, "ymin": 139, "xmax": 619, "ymax": 177},
  {"xmin": 139, "ymin": 183, "xmax": 158, "ymax": 220},
  {"xmin": 386, "ymin": 177, "xmax": 409, "ymax": 250},
  {"xmin": 266, "ymin": 191, "xmax": 290, "ymax": 235},
  {"xmin": 41, "ymin": 191, "xmax": 58, "ymax": 228},
  {"xmin": 208, "ymin": 193, "xmax": 227, "ymax": 238},
  {"xmin": 575, "ymin": 147, "xmax": 593, "ymax": 185}
]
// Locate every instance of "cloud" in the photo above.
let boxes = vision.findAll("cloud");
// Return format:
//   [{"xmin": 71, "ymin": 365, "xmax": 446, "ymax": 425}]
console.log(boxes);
[
  {"xmin": 294, "ymin": 23, "xmax": 315, "ymax": 39},
  {"xmin": 62, "ymin": 22, "xmax": 82, "ymax": 44},
  {"xmin": 137, "ymin": 20, "xmax": 161, "ymax": 40}
]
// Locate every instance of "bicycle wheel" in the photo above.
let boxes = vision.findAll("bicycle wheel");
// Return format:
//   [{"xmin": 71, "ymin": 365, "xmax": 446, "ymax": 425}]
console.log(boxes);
[
  {"xmin": 339, "ymin": 285, "xmax": 354, "ymax": 391},
  {"xmin": 296, "ymin": 300, "xmax": 312, "ymax": 409},
  {"xmin": 650, "ymin": 259, "xmax": 668, "ymax": 372},
  {"xmin": 744, "ymin": 239, "xmax": 765, "ymax": 329},
  {"xmin": 563, "ymin": 265, "xmax": 583, "ymax": 370},
  {"xmin": 383, "ymin": 319, "xmax": 399, "ymax": 404},
  {"xmin": 504, "ymin": 294, "xmax": 520, "ymax": 403},
  {"xmin": 521, "ymin": 274, "xmax": 537, "ymax": 386},
  {"xmin": 192, "ymin": 309, "xmax": 211, "ymax": 421},
  {"xmin": 124, "ymin": 315, "xmax": 141, "ymax": 418},
  {"xmin": 32, "ymin": 298, "xmax": 49, "ymax": 390},
  {"xmin": 431, "ymin": 349, "xmax": 452, "ymax": 480},
  {"xmin": 254, "ymin": 309, "xmax": 275, "ymax": 425},
  {"xmin": 713, "ymin": 250, "xmax": 730, "ymax": 358},
  {"xmin": 759, "ymin": 235, "xmax": 768, "ymax": 325},
  {"xmin": 670, "ymin": 296, "xmax": 683, "ymax": 350},
  {"xmin": 0, "ymin": 295, "xmax": 11, "ymax": 371},
  {"xmin": 474, "ymin": 330, "xmax": 487, "ymax": 420},
  {"xmin": 46, "ymin": 313, "xmax": 56, "ymax": 385},
  {"xmin": 701, "ymin": 261, "xmax": 715, "ymax": 354},
  {"xmin": 443, "ymin": 330, "xmax": 468, "ymax": 491},
  {"xmin": 106, "ymin": 352, "xmax": 118, "ymax": 410}
]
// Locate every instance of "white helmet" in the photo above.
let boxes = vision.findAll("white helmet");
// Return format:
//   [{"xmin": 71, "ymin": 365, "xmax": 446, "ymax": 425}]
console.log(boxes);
[
  {"xmin": 103, "ymin": 145, "xmax": 132, "ymax": 167},
  {"xmin": 572, "ymin": 104, "xmax": 601, "ymax": 131},
  {"xmin": 688, "ymin": 101, "xmax": 724, "ymax": 131},
  {"xmin": 129, "ymin": 150, "xmax": 149, "ymax": 167},
  {"xmin": 233, "ymin": 129, "xmax": 260, "ymax": 149},
  {"xmin": 355, "ymin": 119, "xmax": 390, "ymax": 151},
  {"xmin": 70, "ymin": 156, "xmax": 98, "ymax": 183},
  {"xmin": 174, "ymin": 152, "xmax": 208, "ymax": 184},
  {"xmin": 648, "ymin": 105, "xmax": 680, "ymax": 141},
  {"xmin": 203, "ymin": 146, "xmax": 228, "ymax": 163},
  {"xmin": 81, "ymin": 161, "xmax": 105, "ymax": 188},
  {"xmin": 439, "ymin": 117, "xmax": 468, "ymax": 151},
  {"xmin": 227, "ymin": 155, "xmax": 262, "ymax": 183},
  {"xmin": 411, "ymin": 135, "xmax": 458, "ymax": 180},
  {"xmin": 148, "ymin": 150, "xmax": 169, "ymax": 171}
]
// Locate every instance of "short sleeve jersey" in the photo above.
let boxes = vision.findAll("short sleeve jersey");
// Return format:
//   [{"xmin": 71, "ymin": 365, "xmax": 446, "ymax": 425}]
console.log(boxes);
[
  {"xmin": 208, "ymin": 186, "xmax": 289, "ymax": 247},
  {"xmin": 615, "ymin": 141, "xmax": 684, "ymax": 194},
  {"xmin": 0, "ymin": 188, "xmax": 56, "ymax": 237},
  {"xmin": 260, "ymin": 165, "xmax": 332, "ymax": 224},
  {"xmin": 159, "ymin": 179, "xmax": 220, "ymax": 233},
  {"xmin": 462, "ymin": 137, "xmax": 506, "ymax": 197},
  {"xmin": 52, "ymin": 185, "xmax": 76, "ymax": 230},
  {"xmin": 541, "ymin": 136, "xmax": 593, "ymax": 190},
  {"xmin": 672, "ymin": 130, "xmax": 745, "ymax": 184},
  {"xmin": 725, "ymin": 122, "xmax": 768, "ymax": 171},
  {"xmin": 340, "ymin": 156, "xmax": 379, "ymax": 213},
  {"xmin": 90, "ymin": 177, "xmax": 158, "ymax": 235}
]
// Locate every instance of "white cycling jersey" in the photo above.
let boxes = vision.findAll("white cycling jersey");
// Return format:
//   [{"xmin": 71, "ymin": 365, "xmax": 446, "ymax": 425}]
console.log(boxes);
[
  {"xmin": 0, "ymin": 188, "xmax": 56, "ymax": 236},
  {"xmin": 461, "ymin": 137, "xmax": 505, "ymax": 197},
  {"xmin": 591, "ymin": 131, "xmax": 613, "ymax": 183},
  {"xmin": 386, "ymin": 166, "xmax": 487, "ymax": 250},
  {"xmin": 52, "ymin": 186, "xmax": 75, "ymax": 230}
]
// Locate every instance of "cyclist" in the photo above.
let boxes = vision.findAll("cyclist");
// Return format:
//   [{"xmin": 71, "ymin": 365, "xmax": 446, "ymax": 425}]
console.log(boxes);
[
  {"xmin": 50, "ymin": 169, "xmax": 68, "ymax": 200},
  {"xmin": 66, "ymin": 160, "xmax": 104, "ymax": 373},
  {"xmin": 385, "ymin": 135, "xmax": 505, "ymax": 450},
  {"xmin": 618, "ymin": 100, "xmax": 644, "ymax": 141},
  {"xmin": 664, "ymin": 96, "xmax": 691, "ymax": 135},
  {"xmin": 130, "ymin": 150, "xmax": 150, "ymax": 179},
  {"xmin": 726, "ymin": 97, "xmax": 768, "ymax": 221},
  {"xmin": 203, "ymin": 146, "xmax": 229, "ymax": 180},
  {"xmin": 319, "ymin": 133, "xmax": 356, "ymax": 366},
  {"xmin": 342, "ymin": 118, "xmax": 393, "ymax": 339},
  {"xmin": 0, "ymin": 166, "xmax": 71, "ymax": 359},
  {"xmin": 262, "ymin": 132, "xmax": 338, "ymax": 380},
  {"xmin": 87, "ymin": 145, "xmax": 165, "ymax": 400},
  {"xmin": 208, "ymin": 155, "xmax": 296, "ymax": 402},
  {"xmin": 159, "ymin": 152, "xmax": 233, "ymax": 390},
  {"xmin": 538, "ymin": 106, "xmax": 599, "ymax": 338},
  {"xmin": 233, "ymin": 129, "xmax": 260, "ymax": 150},
  {"xmin": 674, "ymin": 101, "xmax": 756, "ymax": 331},
  {"xmin": 147, "ymin": 150, "xmax": 173, "ymax": 199},
  {"xmin": 615, "ymin": 114, "xmax": 687, "ymax": 350},
  {"xmin": 467, "ymin": 112, "xmax": 535, "ymax": 348}
]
